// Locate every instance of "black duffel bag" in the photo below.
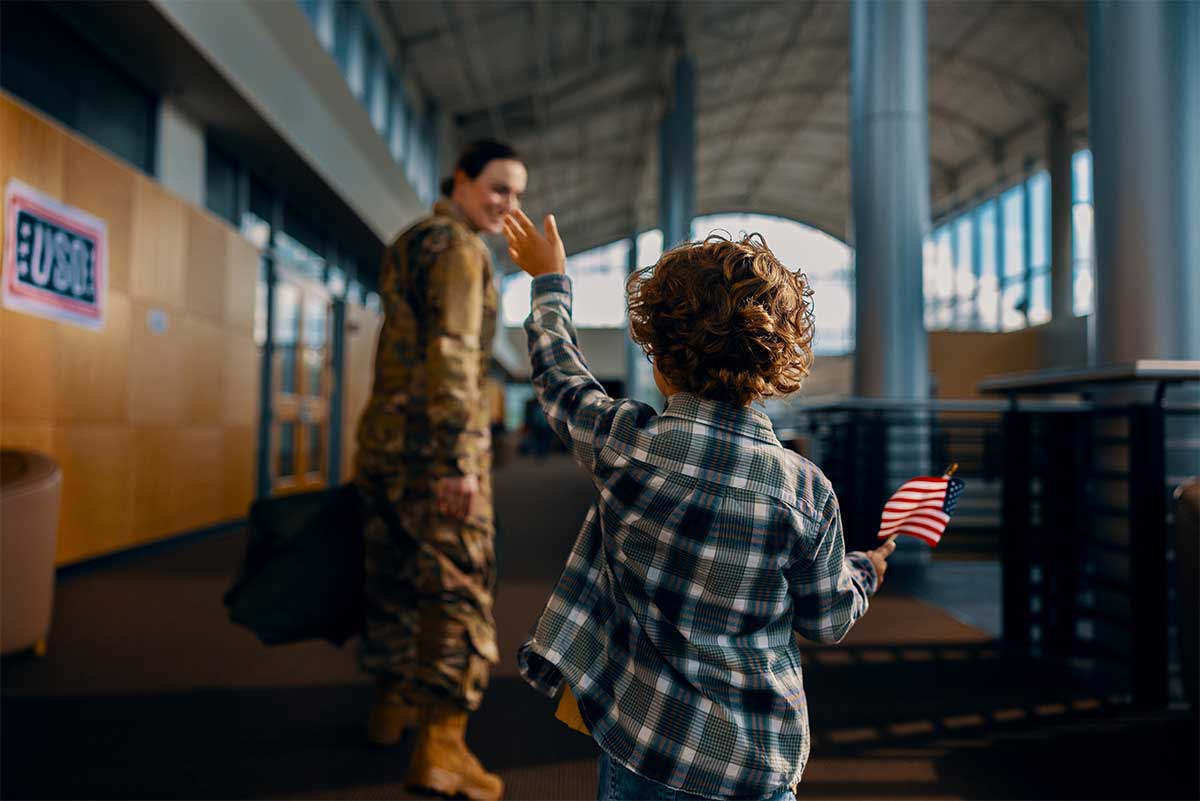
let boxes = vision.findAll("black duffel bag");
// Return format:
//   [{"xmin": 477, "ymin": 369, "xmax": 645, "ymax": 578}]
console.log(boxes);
[{"xmin": 223, "ymin": 483, "xmax": 365, "ymax": 646}]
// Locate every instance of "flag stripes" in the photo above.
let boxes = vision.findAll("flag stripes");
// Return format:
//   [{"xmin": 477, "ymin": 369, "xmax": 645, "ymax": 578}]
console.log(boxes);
[{"xmin": 877, "ymin": 475, "xmax": 965, "ymax": 547}]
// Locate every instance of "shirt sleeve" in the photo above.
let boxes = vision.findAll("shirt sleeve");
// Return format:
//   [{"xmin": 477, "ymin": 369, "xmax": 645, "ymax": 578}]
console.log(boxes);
[
  {"xmin": 786, "ymin": 491, "xmax": 878, "ymax": 644},
  {"xmin": 425, "ymin": 239, "xmax": 484, "ymax": 477},
  {"xmin": 524, "ymin": 273, "xmax": 638, "ymax": 473}
]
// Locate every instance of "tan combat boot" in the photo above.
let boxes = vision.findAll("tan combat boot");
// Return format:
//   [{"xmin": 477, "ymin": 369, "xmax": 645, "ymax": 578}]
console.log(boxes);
[
  {"xmin": 365, "ymin": 679, "xmax": 419, "ymax": 746},
  {"xmin": 405, "ymin": 706, "xmax": 504, "ymax": 801}
]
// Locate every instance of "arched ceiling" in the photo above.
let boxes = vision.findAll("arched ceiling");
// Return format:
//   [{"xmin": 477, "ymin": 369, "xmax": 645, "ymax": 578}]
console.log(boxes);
[{"xmin": 379, "ymin": 0, "xmax": 1089, "ymax": 261}]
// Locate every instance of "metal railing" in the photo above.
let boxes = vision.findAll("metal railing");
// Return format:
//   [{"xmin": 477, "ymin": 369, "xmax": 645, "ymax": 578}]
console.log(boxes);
[
  {"xmin": 777, "ymin": 398, "xmax": 1011, "ymax": 555},
  {"xmin": 776, "ymin": 361, "xmax": 1200, "ymax": 707},
  {"xmin": 984, "ymin": 362, "xmax": 1199, "ymax": 707}
]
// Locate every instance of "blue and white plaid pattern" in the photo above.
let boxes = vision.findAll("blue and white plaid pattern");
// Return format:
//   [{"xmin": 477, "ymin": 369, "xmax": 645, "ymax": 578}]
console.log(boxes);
[{"xmin": 517, "ymin": 274, "xmax": 878, "ymax": 798}]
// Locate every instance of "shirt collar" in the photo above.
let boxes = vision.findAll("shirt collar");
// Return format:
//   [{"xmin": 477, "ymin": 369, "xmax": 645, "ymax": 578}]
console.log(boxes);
[
  {"xmin": 432, "ymin": 198, "xmax": 477, "ymax": 231},
  {"xmin": 661, "ymin": 393, "xmax": 781, "ymax": 446}
]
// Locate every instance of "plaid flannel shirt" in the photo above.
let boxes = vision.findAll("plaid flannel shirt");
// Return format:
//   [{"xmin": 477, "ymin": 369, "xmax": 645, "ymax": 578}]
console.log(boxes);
[{"xmin": 517, "ymin": 273, "xmax": 878, "ymax": 799}]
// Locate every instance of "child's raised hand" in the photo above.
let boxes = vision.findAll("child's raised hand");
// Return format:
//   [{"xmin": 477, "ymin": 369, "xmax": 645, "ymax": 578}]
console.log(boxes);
[{"xmin": 503, "ymin": 209, "xmax": 566, "ymax": 277}]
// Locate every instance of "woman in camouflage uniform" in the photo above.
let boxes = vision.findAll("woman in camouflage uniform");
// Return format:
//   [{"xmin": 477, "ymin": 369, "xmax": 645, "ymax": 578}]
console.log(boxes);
[{"xmin": 355, "ymin": 141, "xmax": 526, "ymax": 801}]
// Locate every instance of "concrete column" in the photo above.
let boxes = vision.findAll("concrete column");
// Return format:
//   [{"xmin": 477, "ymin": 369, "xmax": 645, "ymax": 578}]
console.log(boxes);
[
  {"xmin": 850, "ymin": 0, "xmax": 931, "ymax": 400},
  {"xmin": 659, "ymin": 54, "xmax": 695, "ymax": 250},
  {"xmin": 1048, "ymin": 105, "xmax": 1074, "ymax": 324},
  {"xmin": 1089, "ymin": 0, "xmax": 1200, "ymax": 363}
]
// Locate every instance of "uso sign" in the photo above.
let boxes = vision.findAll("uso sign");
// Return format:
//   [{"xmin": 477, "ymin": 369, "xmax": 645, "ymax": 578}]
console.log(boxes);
[{"xmin": 3, "ymin": 179, "xmax": 107, "ymax": 330}]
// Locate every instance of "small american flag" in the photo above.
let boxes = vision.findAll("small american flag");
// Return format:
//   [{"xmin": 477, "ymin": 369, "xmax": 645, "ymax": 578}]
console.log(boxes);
[{"xmin": 877, "ymin": 474, "xmax": 966, "ymax": 546}]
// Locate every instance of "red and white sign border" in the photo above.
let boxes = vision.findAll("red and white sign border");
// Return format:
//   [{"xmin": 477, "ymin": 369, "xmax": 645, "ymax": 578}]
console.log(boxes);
[{"xmin": 3, "ymin": 178, "xmax": 107, "ymax": 330}]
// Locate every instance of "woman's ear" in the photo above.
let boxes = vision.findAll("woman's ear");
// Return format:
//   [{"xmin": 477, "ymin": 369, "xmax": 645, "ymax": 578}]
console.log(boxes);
[{"xmin": 452, "ymin": 168, "xmax": 470, "ymax": 193}]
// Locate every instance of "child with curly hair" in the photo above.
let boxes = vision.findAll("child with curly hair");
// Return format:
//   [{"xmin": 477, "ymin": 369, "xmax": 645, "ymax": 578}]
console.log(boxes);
[{"xmin": 503, "ymin": 210, "xmax": 894, "ymax": 801}]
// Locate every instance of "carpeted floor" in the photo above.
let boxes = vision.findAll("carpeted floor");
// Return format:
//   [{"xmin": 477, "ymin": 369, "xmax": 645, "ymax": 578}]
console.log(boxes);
[{"xmin": 3, "ymin": 454, "xmax": 1196, "ymax": 800}]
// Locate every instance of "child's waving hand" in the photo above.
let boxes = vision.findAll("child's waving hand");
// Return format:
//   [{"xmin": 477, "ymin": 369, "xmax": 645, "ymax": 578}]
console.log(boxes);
[{"xmin": 503, "ymin": 209, "xmax": 566, "ymax": 277}]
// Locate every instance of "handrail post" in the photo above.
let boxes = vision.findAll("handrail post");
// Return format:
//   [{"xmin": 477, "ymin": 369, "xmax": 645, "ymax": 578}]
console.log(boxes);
[
  {"xmin": 1001, "ymin": 408, "xmax": 1033, "ymax": 646},
  {"xmin": 1129, "ymin": 402, "xmax": 1169, "ymax": 706}
]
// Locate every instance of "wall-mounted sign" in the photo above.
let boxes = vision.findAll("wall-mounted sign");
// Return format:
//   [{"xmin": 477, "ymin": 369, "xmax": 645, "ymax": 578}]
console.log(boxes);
[{"xmin": 3, "ymin": 179, "xmax": 107, "ymax": 330}]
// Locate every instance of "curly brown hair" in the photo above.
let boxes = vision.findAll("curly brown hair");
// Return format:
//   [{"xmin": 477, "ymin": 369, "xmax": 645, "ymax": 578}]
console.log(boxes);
[{"xmin": 627, "ymin": 233, "xmax": 815, "ymax": 408}]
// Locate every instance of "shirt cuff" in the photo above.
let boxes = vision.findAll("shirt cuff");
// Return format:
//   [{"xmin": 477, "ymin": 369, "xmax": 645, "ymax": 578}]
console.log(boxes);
[
  {"xmin": 531, "ymin": 272, "xmax": 572, "ymax": 303},
  {"xmin": 847, "ymin": 551, "xmax": 879, "ymax": 595}
]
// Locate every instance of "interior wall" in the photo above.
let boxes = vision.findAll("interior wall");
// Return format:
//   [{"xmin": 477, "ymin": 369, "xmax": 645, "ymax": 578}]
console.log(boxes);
[
  {"xmin": 0, "ymin": 94, "xmax": 261, "ymax": 565},
  {"xmin": 928, "ymin": 328, "xmax": 1044, "ymax": 399}
]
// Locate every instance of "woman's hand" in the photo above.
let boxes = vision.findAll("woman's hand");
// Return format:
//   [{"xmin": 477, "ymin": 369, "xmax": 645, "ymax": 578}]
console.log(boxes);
[
  {"xmin": 436, "ymin": 475, "xmax": 479, "ymax": 521},
  {"xmin": 503, "ymin": 209, "xmax": 566, "ymax": 277}
]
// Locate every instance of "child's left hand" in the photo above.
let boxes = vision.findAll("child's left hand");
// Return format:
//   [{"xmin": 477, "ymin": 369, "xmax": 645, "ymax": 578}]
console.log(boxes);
[{"xmin": 504, "ymin": 209, "xmax": 566, "ymax": 277}]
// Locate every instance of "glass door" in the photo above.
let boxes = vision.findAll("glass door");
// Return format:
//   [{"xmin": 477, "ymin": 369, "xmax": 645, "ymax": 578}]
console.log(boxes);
[{"xmin": 269, "ymin": 269, "xmax": 332, "ymax": 494}]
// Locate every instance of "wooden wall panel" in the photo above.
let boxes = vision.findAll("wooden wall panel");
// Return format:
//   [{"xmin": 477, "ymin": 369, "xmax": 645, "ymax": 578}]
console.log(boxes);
[
  {"xmin": 53, "ymin": 425, "xmax": 134, "ymax": 563},
  {"xmin": 127, "ymin": 303, "xmax": 184, "ymax": 424},
  {"xmin": 929, "ymin": 329, "xmax": 1042, "ymax": 399},
  {"xmin": 181, "ymin": 315, "xmax": 226, "ymax": 425},
  {"xmin": 130, "ymin": 178, "xmax": 186, "ymax": 309},
  {"xmin": 2, "ymin": 97, "xmax": 261, "ymax": 565},
  {"xmin": 0, "ymin": 308, "xmax": 57, "ymax": 420},
  {"xmin": 224, "ymin": 233, "xmax": 259, "ymax": 338},
  {"xmin": 176, "ymin": 426, "xmax": 224, "ymax": 532},
  {"xmin": 221, "ymin": 334, "xmax": 259, "ymax": 428},
  {"xmin": 0, "ymin": 421, "xmax": 54, "ymax": 455},
  {"xmin": 0, "ymin": 95, "xmax": 64, "ymax": 204},
  {"xmin": 221, "ymin": 426, "xmax": 256, "ymax": 520},
  {"xmin": 61, "ymin": 137, "xmax": 135, "ymax": 294},
  {"xmin": 55, "ymin": 293, "xmax": 131, "ymax": 422},
  {"xmin": 130, "ymin": 427, "xmax": 179, "ymax": 543},
  {"xmin": 185, "ymin": 208, "xmax": 228, "ymax": 321}
]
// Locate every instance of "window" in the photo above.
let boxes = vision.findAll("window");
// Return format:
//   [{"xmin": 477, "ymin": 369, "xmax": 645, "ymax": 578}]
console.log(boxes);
[
  {"xmin": 924, "ymin": 169, "xmax": 1056, "ymax": 333},
  {"xmin": 1, "ymin": 1, "xmax": 156, "ymax": 174},
  {"xmin": 999, "ymin": 184, "xmax": 1026, "ymax": 331},
  {"xmin": 205, "ymin": 145, "xmax": 240, "ymax": 226},
  {"xmin": 951, "ymin": 216, "xmax": 975, "ymax": 329},
  {"xmin": 976, "ymin": 201, "xmax": 1000, "ymax": 331},
  {"xmin": 1072, "ymin": 150, "xmax": 1095, "ymax": 316},
  {"xmin": 501, "ymin": 214, "xmax": 855, "ymax": 356},
  {"xmin": 503, "ymin": 238, "xmax": 632, "ymax": 329},
  {"xmin": 389, "ymin": 84, "xmax": 409, "ymax": 162},
  {"xmin": 298, "ymin": 0, "xmax": 439, "ymax": 203},
  {"xmin": 1027, "ymin": 171, "xmax": 1051, "ymax": 326},
  {"xmin": 925, "ymin": 226, "xmax": 954, "ymax": 330},
  {"xmin": 279, "ymin": 205, "xmax": 326, "ymax": 281},
  {"xmin": 333, "ymin": 1, "xmax": 362, "ymax": 94},
  {"xmin": 363, "ymin": 35, "xmax": 388, "ymax": 133},
  {"xmin": 405, "ymin": 106, "xmax": 424, "ymax": 198}
]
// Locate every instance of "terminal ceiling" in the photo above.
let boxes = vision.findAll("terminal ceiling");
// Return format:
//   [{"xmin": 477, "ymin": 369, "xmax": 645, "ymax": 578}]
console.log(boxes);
[{"xmin": 380, "ymin": 0, "xmax": 1089, "ymax": 261}]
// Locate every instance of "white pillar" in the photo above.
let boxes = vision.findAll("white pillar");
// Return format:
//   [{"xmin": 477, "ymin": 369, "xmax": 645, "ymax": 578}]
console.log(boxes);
[
  {"xmin": 850, "ymin": 0, "xmax": 931, "ymax": 400},
  {"xmin": 1089, "ymin": 0, "xmax": 1200, "ymax": 363}
]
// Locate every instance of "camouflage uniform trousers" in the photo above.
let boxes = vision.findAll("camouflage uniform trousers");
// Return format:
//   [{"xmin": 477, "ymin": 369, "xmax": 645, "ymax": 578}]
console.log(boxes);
[{"xmin": 358, "ymin": 469, "xmax": 499, "ymax": 712}]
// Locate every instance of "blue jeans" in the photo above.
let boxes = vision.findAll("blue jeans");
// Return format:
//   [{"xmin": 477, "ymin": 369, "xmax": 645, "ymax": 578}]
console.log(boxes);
[{"xmin": 596, "ymin": 753, "xmax": 798, "ymax": 801}]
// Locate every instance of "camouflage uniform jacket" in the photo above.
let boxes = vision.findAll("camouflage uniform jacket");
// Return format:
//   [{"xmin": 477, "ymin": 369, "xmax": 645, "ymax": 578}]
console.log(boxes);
[{"xmin": 355, "ymin": 200, "xmax": 498, "ymax": 499}]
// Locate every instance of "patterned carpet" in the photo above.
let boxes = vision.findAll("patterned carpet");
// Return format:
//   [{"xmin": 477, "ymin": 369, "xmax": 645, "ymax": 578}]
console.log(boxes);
[{"xmin": 3, "ymin": 454, "xmax": 1195, "ymax": 800}]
